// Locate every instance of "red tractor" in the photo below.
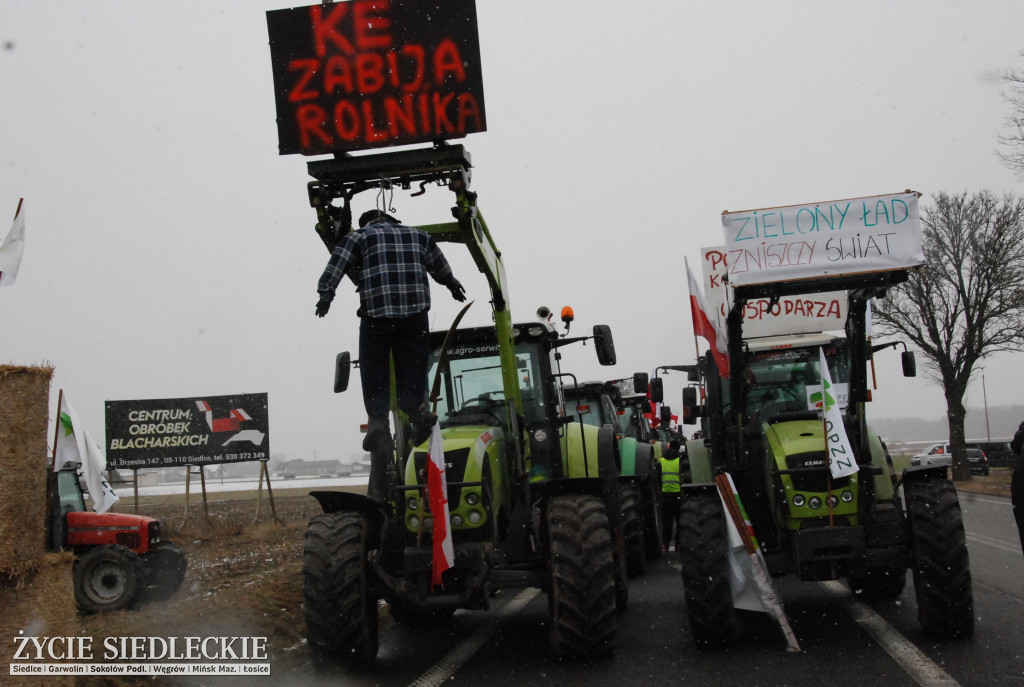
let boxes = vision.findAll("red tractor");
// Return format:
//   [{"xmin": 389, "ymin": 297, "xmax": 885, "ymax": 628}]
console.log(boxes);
[{"xmin": 47, "ymin": 465, "xmax": 187, "ymax": 613}]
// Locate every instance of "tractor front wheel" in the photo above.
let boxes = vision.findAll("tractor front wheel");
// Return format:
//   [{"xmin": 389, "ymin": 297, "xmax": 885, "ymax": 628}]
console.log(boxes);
[
  {"xmin": 74, "ymin": 545, "xmax": 144, "ymax": 614},
  {"xmin": 620, "ymin": 484, "xmax": 646, "ymax": 577},
  {"xmin": 141, "ymin": 541, "xmax": 188, "ymax": 602},
  {"xmin": 906, "ymin": 479, "xmax": 974, "ymax": 638},
  {"xmin": 677, "ymin": 492, "xmax": 739, "ymax": 647},
  {"xmin": 547, "ymin": 494, "xmax": 617, "ymax": 657},
  {"xmin": 304, "ymin": 512, "xmax": 379, "ymax": 670}
]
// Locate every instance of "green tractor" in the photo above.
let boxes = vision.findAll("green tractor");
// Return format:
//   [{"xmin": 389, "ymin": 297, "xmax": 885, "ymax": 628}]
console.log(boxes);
[
  {"xmin": 300, "ymin": 145, "xmax": 627, "ymax": 669},
  {"xmin": 562, "ymin": 376, "xmax": 661, "ymax": 574},
  {"xmin": 680, "ymin": 275, "xmax": 974, "ymax": 646}
]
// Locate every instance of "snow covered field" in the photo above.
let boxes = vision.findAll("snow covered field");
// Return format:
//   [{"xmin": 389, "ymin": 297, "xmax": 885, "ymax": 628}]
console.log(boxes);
[{"xmin": 123, "ymin": 474, "xmax": 368, "ymax": 497}]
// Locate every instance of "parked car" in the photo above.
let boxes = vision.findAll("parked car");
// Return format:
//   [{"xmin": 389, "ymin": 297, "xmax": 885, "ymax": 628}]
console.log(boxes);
[
  {"xmin": 966, "ymin": 447, "xmax": 989, "ymax": 476},
  {"xmin": 911, "ymin": 443, "xmax": 989, "ymax": 475}
]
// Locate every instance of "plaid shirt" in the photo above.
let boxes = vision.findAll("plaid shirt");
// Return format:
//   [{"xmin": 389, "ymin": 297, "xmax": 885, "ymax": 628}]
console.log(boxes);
[{"xmin": 317, "ymin": 220, "xmax": 458, "ymax": 319}]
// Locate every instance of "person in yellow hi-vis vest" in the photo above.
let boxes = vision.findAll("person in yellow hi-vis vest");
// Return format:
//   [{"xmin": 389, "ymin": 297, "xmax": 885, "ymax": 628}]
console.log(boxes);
[{"xmin": 659, "ymin": 440, "xmax": 682, "ymax": 551}]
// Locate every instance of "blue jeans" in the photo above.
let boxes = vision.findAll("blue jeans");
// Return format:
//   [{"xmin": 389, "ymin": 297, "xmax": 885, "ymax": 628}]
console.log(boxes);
[{"xmin": 359, "ymin": 311, "xmax": 430, "ymax": 419}]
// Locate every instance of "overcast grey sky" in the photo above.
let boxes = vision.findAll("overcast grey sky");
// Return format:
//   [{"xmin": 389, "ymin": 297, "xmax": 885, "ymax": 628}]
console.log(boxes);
[{"xmin": 3, "ymin": 0, "xmax": 1024, "ymax": 463}]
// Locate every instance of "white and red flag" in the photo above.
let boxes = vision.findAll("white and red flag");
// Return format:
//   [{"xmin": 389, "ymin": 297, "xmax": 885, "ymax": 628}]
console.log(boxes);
[
  {"xmin": 0, "ymin": 199, "xmax": 25, "ymax": 287},
  {"xmin": 685, "ymin": 256, "xmax": 730, "ymax": 377},
  {"xmin": 426, "ymin": 420, "xmax": 453, "ymax": 587}
]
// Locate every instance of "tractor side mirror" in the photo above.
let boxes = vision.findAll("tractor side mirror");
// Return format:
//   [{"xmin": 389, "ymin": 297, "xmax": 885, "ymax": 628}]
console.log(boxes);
[
  {"xmin": 649, "ymin": 377, "xmax": 664, "ymax": 403},
  {"xmin": 660, "ymin": 405, "xmax": 673, "ymax": 426},
  {"xmin": 633, "ymin": 372, "xmax": 649, "ymax": 394},
  {"xmin": 682, "ymin": 386, "xmax": 697, "ymax": 407},
  {"xmin": 902, "ymin": 351, "xmax": 916, "ymax": 377},
  {"xmin": 334, "ymin": 351, "xmax": 352, "ymax": 393},
  {"xmin": 682, "ymin": 387, "xmax": 699, "ymax": 422},
  {"xmin": 687, "ymin": 366, "xmax": 699, "ymax": 382},
  {"xmin": 593, "ymin": 325, "xmax": 617, "ymax": 366}
]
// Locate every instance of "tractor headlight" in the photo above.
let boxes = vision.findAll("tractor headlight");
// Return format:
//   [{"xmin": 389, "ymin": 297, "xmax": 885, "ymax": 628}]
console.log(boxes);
[
  {"xmin": 827, "ymin": 495, "xmax": 839, "ymax": 508},
  {"xmin": 792, "ymin": 494, "xmax": 806, "ymax": 507},
  {"xmin": 408, "ymin": 497, "xmax": 419, "ymax": 511},
  {"xmin": 451, "ymin": 514, "xmax": 464, "ymax": 527},
  {"xmin": 468, "ymin": 510, "xmax": 483, "ymax": 525},
  {"xmin": 808, "ymin": 497, "xmax": 822, "ymax": 510},
  {"xmin": 841, "ymin": 490, "xmax": 854, "ymax": 503},
  {"xmin": 410, "ymin": 515, "xmax": 420, "ymax": 529},
  {"xmin": 466, "ymin": 492, "xmax": 480, "ymax": 506},
  {"xmin": 424, "ymin": 517, "xmax": 433, "ymax": 530}
]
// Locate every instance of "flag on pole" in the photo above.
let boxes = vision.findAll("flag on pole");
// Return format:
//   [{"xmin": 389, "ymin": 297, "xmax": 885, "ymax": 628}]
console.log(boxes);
[
  {"xmin": 426, "ymin": 420, "xmax": 453, "ymax": 587},
  {"xmin": 0, "ymin": 199, "xmax": 25, "ymax": 287},
  {"xmin": 54, "ymin": 392, "xmax": 120, "ymax": 514},
  {"xmin": 816, "ymin": 348, "xmax": 857, "ymax": 479},
  {"xmin": 685, "ymin": 256, "xmax": 730, "ymax": 377},
  {"xmin": 715, "ymin": 473, "xmax": 801, "ymax": 652}
]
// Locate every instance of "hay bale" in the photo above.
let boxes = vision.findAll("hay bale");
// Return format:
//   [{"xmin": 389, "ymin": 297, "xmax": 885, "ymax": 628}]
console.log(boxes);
[
  {"xmin": 0, "ymin": 365, "xmax": 54, "ymax": 573},
  {"xmin": 0, "ymin": 552, "xmax": 78, "ymax": 687}
]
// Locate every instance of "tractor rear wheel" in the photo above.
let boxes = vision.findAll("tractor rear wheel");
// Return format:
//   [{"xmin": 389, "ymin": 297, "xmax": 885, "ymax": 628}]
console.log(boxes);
[
  {"xmin": 547, "ymin": 494, "xmax": 617, "ymax": 657},
  {"xmin": 141, "ymin": 541, "xmax": 188, "ymax": 602},
  {"xmin": 304, "ymin": 512, "xmax": 379, "ymax": 670},
  {"xmin": 905, "ymin": 479, "xmax": 974, "ymax": 638},
  {"xmin": 620, "ymin": 484, "xmax": 645, "ymax": 577},
  {"xmin": 677, "ymin": 492, "xmax": 739, "ymax": 647},
  {"xmin": 74, "ymin": 544, "xmax": 144, "ymax": 614},
  {"xmin": 642, "ymin": 474, "xmax": 663, "ymax": 560}
]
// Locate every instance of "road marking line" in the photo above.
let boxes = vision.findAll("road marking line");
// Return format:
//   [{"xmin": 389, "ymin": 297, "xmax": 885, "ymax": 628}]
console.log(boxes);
[
  {"xmin": 820, "ymin": 581, "xmax": 960, "ymax": 687},
  {"xmin": 967, "ymin": 532, "xmax": 1021, "ymax": 554},
  {"xmin": 409, "ymin": 588, "xmax": 541, "ymax": 687}
]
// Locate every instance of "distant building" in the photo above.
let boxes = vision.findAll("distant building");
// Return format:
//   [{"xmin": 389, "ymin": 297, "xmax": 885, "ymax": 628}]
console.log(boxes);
[{"xmin": 282, "ymin": 459, "xmax": 344, "ymax": 477}]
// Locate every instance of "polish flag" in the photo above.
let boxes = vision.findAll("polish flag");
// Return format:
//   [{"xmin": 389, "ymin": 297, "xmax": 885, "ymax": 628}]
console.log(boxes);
[
  {"xmin": 685, "ymin": 257, "xmax": 730, "ymax": 377},
  {"xmin": 427, "ymin": 420, "xmax": 454, "ymax": 587}
]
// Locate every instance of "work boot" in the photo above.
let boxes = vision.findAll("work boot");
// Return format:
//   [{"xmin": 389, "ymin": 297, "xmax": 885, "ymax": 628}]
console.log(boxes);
[
  {"xmin": 362, "ymin": 415, "xmax": 390, "ymax": 452},
  {"xmin": 366, "ymin": 442, "xmax": 393, "ymax": 505},
  {"xmin": 408, "ymin": 405, "xmax": 438, "ymax": 447}
]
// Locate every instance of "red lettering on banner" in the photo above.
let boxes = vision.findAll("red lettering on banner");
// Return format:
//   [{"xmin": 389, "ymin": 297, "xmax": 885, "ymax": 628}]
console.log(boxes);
[
  {"xmin": 353, "ymin": 0, "xmax": 392, "ymax": 50},
  {"xmin": 706, "ymin": 249, "xmax": 726, "ymax": 272},
  {"xmin": 324, "ymin": 56, "xmax": 354, "ymax": 94},
  {"xmin": 433, "ymin": 92, "xmax": 455, "ymax": 134},
  {"xmin": 297, "ymin": 105, "xmax": 331, "ymax": 148},
  {"xmin": 385, "ymin": 95, "xmax": 416, "ymax": 137},
  {"xmin": 361, "ymin": 100, "xmax": 389, "ymax": 143},
  {"xmin": 311, "ymin": 5, "xmax": 354, "ymax": 57},
  {"xmin": 288, "ymin": 60, "xmax": 320, "ymax": 102},
  {"xmin": 457, "ymin": 94, "xmax": 482, "ymax": 131},
  {"xmin": 333, "ymin": 101, "xmax": 360, "ymax": 140},
  {"xmin": 398, "ymin": 45, "xmax": 425, "ymax": 91},
  {"xmin": 356, "ymin": 53, "xmax": 386, "ymax": 93},
  {"xmin": 433, "ymin": 38, "xmax": 466, "ymax": 83},
  {"xmin": 827, "ymin": 300, "xmax": 841, "ymax": 318}
]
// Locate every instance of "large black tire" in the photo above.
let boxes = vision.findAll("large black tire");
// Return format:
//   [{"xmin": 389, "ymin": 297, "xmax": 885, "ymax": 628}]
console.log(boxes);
[
  {"xmin": 141, "ymin": 541, "xmax": 188, "ymax": 602},
  {"xmin": 905, "ymin": 479, "xmax": 974, "ymax": 638},
  {"xmin": 643, "ymin": 474, "xmax": 663, "ymax": 560},
  {"xmin": 547, "ymin": 494, "xmax": 617, "ymax": 657},
  {"xmin": 74, "ymin": 545, "xmax": 144, "ymax": 614},
  {"xmin": 620, "ymin": 484, "xmax": 646, "ymax": 577},
  {"xmin": 677, "ymin": 492, "xmax": 739, "ymax": 647},
  {"xmin": 304, "ymin": 512, "xmax": 379, "ymax": 670}
]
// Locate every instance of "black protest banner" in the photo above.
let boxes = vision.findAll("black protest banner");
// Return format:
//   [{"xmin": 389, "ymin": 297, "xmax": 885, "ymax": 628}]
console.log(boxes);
[
  {"xmin": 266, "ymin": 0, "xmax": 486, "ymax": 155},
  {"xmin": 105, "ymin": 393, "xmax": 269, "ymax": 468}
]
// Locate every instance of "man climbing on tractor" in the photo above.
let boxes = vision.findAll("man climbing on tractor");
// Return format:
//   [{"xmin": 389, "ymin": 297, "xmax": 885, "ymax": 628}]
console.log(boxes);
[{"xmin": 315, "ymin": 209, "xmax": 466, "ymax": 502}]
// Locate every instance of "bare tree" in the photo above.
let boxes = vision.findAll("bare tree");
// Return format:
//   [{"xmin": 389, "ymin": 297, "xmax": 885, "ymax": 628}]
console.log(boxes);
[
  {"xmin": 873, "ymin": 191, "xmax": 1024, "ymax": 480},
  {"xmin": 998, "ymin": 53, "xmax": 1024, "ymax": 179}
]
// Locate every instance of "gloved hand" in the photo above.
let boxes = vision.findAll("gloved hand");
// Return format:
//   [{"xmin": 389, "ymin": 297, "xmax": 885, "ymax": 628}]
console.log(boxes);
[
  {"xmin": 448, "ymin": 281, "xmax": 466, "ymax": 302},
  {"xmin": 315, "ymin": 297, "xmax": 331, "ymax": 318}
]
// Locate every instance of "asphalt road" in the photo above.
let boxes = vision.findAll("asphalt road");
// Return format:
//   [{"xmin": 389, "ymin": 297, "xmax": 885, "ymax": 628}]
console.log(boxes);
[{"xmin": 320, "ymin": 491, "xmax": 1024, "ymax": 687}]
